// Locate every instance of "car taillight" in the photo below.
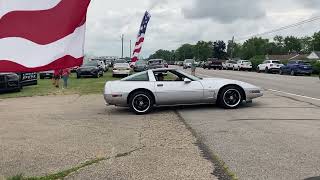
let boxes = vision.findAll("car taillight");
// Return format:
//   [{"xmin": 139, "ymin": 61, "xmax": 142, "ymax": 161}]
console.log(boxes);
[{"xmin": 270, "ymin": 64, "xmax": 273, "ymax": 67}]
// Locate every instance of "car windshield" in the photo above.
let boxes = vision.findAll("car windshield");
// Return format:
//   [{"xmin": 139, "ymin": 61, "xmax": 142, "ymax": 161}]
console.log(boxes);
[
  {"xmin": 136, "ymin": 61, "xmax": 146, "ymax": 65},
  {"xmin": 84, "ymin": 61, "xmax": 98, "ymax": 66},
  {"xmin": 175, "ymin": 70, "xmax": 201, "ymax": 81},
  {"xmin": 149, "ymin": 60, "xmax": 163, "ymax": 65},
  {"xmin": 114, "ymin": 63, "xmax": 129, "ymax": 68}
]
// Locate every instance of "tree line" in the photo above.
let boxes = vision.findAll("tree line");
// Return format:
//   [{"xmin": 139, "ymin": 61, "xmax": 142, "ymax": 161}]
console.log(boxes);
[{"xmin": 148, "ymin": 31, "xmax": 320, "ymax": 62}]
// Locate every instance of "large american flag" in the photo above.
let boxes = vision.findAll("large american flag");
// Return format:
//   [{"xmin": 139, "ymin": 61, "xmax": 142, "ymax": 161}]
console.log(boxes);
[
  {"xmin": 131, "ymin": 11, "xmax": 151, "ymax": 62},
  {"xmin": 0, "ymin": 0, "xmax": 90, "ymax": 72}
]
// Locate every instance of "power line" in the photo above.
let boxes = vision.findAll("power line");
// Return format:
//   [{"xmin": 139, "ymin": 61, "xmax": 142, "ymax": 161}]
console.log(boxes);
[{"xmin": 235, "ymin": 16, "xmax": 320, "ymax": 41}]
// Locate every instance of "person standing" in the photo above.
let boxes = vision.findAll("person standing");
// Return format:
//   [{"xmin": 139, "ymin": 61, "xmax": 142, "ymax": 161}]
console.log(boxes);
[
  {"xmin": 53, "ymin": 69, "xmax": 62, "ymax": 88},
  {"xmin": 62, "ymin": 68, "xmax": 71, "ymax": 89}
]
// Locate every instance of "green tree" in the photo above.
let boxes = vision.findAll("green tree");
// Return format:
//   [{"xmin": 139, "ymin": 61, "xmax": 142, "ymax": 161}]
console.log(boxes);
[
  {"xmin": 313, "ymin": 31, "xmax": 320, "ymax": 51},
  {"xmin": 241, "ymin": 37, "xmax": 269, "ymax": 59},
  {"xmin": 284, "ymin": 36, "xmax": 301, "ymax": 53},
  {"xmin": 175, "ymin": 44, "xmax": 195, "ymax": 61},
  {"xmin": 148, "ymin": 49, "xmax": 174, "ymax": 61},
  {"xmin": 193, "ymin": 41, "xmax": 213, "ymax": 61},
  {"xmin": 300, "ymin": 36, "xmax": 313, "ymax": 54},
  {"xmin": 227, "ymin": 40, "xmax": 242, "ymax": 58},
  {"xmin": 213, "ymin": 40, "xmax": 227, "ymax": 59}
]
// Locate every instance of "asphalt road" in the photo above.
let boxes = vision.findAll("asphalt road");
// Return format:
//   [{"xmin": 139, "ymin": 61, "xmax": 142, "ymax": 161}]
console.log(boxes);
[
  {"xmin": 193, "ymin": 68, "xmax": 320, "ymax": 99},
  {"xmin": 178, "ymin": 67, "xmax": 320, "ymax": 180}
]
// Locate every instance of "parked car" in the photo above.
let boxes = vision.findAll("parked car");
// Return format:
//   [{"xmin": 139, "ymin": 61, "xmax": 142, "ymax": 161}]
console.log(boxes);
[
  {"xmin": 92, "ymin": 59, "xmax": 108, "ymax": 72},
  {"xmin": 71, "ymin": 66, "xmax": 80, "ymax": 73},
  {"xmin": 76, "ymin": 61, "xmax": 104, "ymax": 78},
  {"xmin": 257, "ymin": 60, "xmax": 284, "ymax": 73},
  {"xmin": 148, "ymin": 59, "xmax": 167, "ymax": 69},
  {"xmin": 203, "ymin": 59, "xmax": 223, "ymax": 70},
  {"xmin": 233, "ymin": 60, "xmax": 252, "ymax": 71},
  {"xmin": 133, "ymin": 60, "xmax": 148, "ymax": 72},
  {"xmin": 104, "ymin": 68, "xmax": 263, "ymax": 114},
  {"xmin": 279, "ymin": 60, "xmax": 313, "ymax": 76},
  {"xmin": 17, "ymin": 72, "xmax": 38, "ymax": 86},
  {"xmin": 0, "ymin": 73, "xmax": 21, "ymax": 93},
  {"xmin": 113, "ymin": 63, "xmax": 131, "ymax": 77},
  {"xmin": 177, "ymin": 61, "xmax": 184, "ymax": 66},
  {"xmin": 183, "ymin": 59, "xmax": 194, "ymax": 69},
  {"xmin": 223, "ymin": 60, "xmax": 237, "ymax": 70},
  {"xmin": 39, "ymin": 70, "xmax": 54, "ymax": 79}
]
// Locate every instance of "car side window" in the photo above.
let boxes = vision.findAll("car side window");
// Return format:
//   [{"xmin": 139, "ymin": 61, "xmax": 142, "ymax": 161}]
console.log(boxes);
[{"xmin": 123, "ymin": 72, "xmax": 149, "ymax": 81}]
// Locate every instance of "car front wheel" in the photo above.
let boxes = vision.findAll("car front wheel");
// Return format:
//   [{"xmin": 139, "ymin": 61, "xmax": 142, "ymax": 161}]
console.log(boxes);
[
  {"xmin": 129, "ymin": 91, "xmax": 154, "ymax": 115},
  {"xmin": 218, "ymin": 86, "xmax": 243, "ymax": 109}
]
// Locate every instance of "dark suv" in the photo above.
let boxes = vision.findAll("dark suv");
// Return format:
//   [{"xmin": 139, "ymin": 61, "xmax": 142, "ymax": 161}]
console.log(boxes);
[
  {"xmin": 0, "ymin": 73, "xmax": 21, "ymax": 93},
  {"xmin": 203, "ymin": 58, "xmax": 223, "ymax": 70},
  {"xmin": 76, "ymin": 61, "xmax": 104, "ymax": 78}
]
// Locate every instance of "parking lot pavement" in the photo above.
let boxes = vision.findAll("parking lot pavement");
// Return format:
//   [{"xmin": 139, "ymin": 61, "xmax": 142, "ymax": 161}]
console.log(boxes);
[
  {"xmin": 178, "ymin": 91, "xmax": 320, "ymax": 180},
  {"xmin": 0, "ymin": 95, "xmax": 216, "ymax": 180}
]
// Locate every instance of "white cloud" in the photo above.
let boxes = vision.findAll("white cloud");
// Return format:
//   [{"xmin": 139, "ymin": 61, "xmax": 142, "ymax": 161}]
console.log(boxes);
[{"xmin": 85, "ymin": 0, "xmax": 320, "ymax": 57}]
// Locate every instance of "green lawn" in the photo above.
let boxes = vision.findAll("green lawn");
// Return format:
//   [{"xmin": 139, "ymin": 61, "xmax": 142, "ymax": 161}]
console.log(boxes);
[{"xmin": 0, "ymin": 72, "xmax": 120, "ymax": 99}]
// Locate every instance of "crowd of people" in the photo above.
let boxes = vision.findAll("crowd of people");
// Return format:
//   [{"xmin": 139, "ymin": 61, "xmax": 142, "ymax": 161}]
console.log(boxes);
[{"xmin": 53, "ymin": 68, "xmax": 71, "ymax": 89}]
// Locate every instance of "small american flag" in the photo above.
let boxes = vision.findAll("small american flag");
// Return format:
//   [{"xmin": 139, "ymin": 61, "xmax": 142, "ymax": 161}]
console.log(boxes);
[{"xmin": 131, "ymin": 11, "xmax": 151, "ymax": 62}]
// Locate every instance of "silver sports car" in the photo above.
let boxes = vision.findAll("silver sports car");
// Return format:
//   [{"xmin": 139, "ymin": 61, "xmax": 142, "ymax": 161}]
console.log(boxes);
[{"xmin": 104, "ymin": 68, "xmax": 263, "ymax": 114}]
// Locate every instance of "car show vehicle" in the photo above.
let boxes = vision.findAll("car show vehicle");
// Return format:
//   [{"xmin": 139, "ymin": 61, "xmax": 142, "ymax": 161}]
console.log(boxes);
[
  {"xmin": 257, "ymin": 60, "xmax": 284, "ymax": 73},
  {"xmin": 77, "ymin": 61, "xmax": 104, "ymax": 78},
  {"xmin": 112, "ymin": 63, "xmax": 131, "ymax": 77},
  {"xmin": 39, "ymin": 71, "xmax": 54, "ymax": 79},
  {"xmin": 233, "ymin": 60, "xmax": 252, "ymax": 71},
  {"xmin": 133, "ymin": 60, "xmax": 148, "ymax": 72},
  {"xmin": 0, "ymin": 73, "xmax": 21, "ymax": 93},
  {"xmin": 148, "ymin": 59, "xmax": 167, "ymax": 69},
  {"xmin": 279, "ymin": 60, "xmax": 313, "ymax": 76},
  {"xmin": 183, "ymin": 59, "xmax": 194, "ymax": 69},
  {"xmin": 104, "ymin": 68, "xmax": 263, "ymax": 114},
  {"xmin": 223, "ymin": 60, "xmax": 237, "ymax": 70},
  {"xmin": 203, "ymin": 58, "xmax": 223, "ymax": 70}
]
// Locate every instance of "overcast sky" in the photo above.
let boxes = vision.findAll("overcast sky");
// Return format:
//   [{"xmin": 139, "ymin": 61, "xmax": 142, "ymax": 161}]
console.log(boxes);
[{"xmin": 85, "ymin": 0, "xmax": 320, "ymax": 58}]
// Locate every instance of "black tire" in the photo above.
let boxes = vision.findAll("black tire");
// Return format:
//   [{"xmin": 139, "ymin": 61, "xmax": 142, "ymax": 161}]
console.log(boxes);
[
  {"xmin": 290, "ymin": 70, "xmax": 296, "ymax": 76},
  {"xmin": 218, "ymin": 86, "xmax": 243, "ymax": 109},
  {"xmin": 306, "ymin": 73, "xmax": 311, "ymax": 76},
  {"xmin": 76, "ymin": 74, "xmax": 81, "ymax": 79},
  {"xmin": 40, "ymin": 75, "xmax": 44, "ymax": 79},
  {"xmin": 94, "ymin": 73, "xmax": 99, "ymax": 78},
  {"xmin": 265, "ymin": 67, "xmax": 269, "ymax": 73},
  {"xmin": 129, "ymin": 91, "xmax": 154, "ymax": 114},
  {"xmin": 279, "ymin": 69, "xmax": 283, "ymax": 75}
]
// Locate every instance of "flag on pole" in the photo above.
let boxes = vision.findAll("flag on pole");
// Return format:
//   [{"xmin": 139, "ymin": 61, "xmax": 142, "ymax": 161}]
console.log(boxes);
[
  {"xmin": 0, "ymin": 0, "xmax": 91, "ymax": 72},
  {"xmin": 131, "ymin": 11, "xmax": 151, "ymax": 62}
]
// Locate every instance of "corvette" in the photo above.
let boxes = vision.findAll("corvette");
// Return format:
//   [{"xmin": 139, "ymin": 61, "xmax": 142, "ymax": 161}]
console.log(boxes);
[{"xmin": 104, "ymin": 68, "xmax": 263, "ymax": 114}]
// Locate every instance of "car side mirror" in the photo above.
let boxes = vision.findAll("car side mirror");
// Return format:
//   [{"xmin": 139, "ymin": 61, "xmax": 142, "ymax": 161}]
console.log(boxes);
[{"xmin": 184, "ymin": 78, "xmax": 192, "ymax": 83}]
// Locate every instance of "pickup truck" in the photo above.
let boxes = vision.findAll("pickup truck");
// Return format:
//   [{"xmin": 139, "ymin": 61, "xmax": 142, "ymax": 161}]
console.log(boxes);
[
  {"xmin": 203, "ymin": 58, "xmax": 223, "ymax": 70},
  {"xmin": 279, "ymin": 60, "xmax": 313, "ymax": 76}
]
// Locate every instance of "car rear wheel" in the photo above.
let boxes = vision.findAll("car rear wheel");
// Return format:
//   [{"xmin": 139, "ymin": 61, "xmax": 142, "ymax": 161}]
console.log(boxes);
[
  {"xmin": 129, "ymin": 91, "xmax": 154, "ymax": 115},
  {"xmin": 218, "ymin": 86, "xmax": 243, "ymax": 109},
  {"xmin": 265, "ymin": 67, "xmax": 269, "ymax": 73},
  {"xmin": 279, "ymin": 69, "xmax": 283, "ymax": 75}
]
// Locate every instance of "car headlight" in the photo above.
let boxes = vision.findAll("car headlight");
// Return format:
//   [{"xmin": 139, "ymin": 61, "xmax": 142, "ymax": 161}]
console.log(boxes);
[{"xmin": 7, "ymin": 74, "xmax": 19, "ymax": 81}]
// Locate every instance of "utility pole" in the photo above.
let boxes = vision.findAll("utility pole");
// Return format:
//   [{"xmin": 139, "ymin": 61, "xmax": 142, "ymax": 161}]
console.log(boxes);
[
  {"xmin": 121, "ymin": 34, "xmax": 124, "ymax": 59},
  {"xmin": 130, "ymin": 40, "xmax": 132, "ymax": 59},
  {"xmin": 230, "ymin": 36, "xmax": 234, "ymax": 60}
]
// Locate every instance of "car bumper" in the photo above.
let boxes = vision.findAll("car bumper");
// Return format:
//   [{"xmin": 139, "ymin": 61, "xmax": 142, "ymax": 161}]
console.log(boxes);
[
  {"xmin": 245, "ymin": 89, "xmax": 263, "ymax": 101},
  {"xmin": 296, "ymin": 69, "xmax": 313, "ymax": 74},
  {"xmin": 78, "ymin": 71, "xmax": 98, "ymax": 76},
  {"xmin": 112, "ymin": 70, "xmax": 131, "ymax": 75},
  {"xmin": 104, "ymin": 93, "xmax": 128, "ymax": 107}
]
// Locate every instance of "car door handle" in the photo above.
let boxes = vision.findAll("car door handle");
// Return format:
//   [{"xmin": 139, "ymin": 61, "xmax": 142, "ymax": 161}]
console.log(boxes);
[{"xmin": 157, "ymin": 84, "xmax": 163, "ymax": 87}]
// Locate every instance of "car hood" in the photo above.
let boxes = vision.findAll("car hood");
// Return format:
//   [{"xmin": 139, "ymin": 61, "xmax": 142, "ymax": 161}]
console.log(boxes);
[
  {"xmin": 78, "ymin": 66, "xmax": 97, "ymax": 70},
  {"xmin": 200, "ymin": 77, "xmax": 261, "ymax": 89}
]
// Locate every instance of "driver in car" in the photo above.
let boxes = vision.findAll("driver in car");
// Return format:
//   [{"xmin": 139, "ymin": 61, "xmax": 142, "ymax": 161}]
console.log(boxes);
[{"xmin": 157, "ymin": 73, "xmax": 164, "ymax": 81}]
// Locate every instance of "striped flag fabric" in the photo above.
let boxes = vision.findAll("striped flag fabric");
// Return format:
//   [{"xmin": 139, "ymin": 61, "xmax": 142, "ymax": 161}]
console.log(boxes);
[
  {"xmin": 0, "ymin": 0, "xmax": 91, "ymax": 72},
  {"xmin": 131, "ymin": 11, "xmax": 151, "ymax": 62}
]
